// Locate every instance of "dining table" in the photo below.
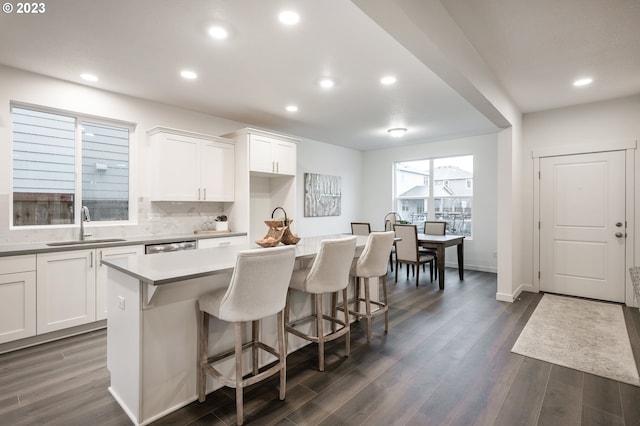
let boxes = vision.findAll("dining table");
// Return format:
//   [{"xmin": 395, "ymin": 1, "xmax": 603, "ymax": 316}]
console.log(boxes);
[{"xmin": 417, "ymin": 233, "xmax": 464, "ymax": 290}]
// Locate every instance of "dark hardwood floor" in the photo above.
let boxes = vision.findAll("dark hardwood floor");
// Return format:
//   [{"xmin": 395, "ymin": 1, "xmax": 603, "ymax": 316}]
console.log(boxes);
[{"xmin": 1, "ymin": 268, "xmax": 639, "ymax": 425}]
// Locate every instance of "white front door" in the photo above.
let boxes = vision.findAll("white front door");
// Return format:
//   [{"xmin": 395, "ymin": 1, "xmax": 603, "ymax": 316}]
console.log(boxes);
[{"xmin": 539, "ymin": 151, "xmax": 626, "ymax": 302}]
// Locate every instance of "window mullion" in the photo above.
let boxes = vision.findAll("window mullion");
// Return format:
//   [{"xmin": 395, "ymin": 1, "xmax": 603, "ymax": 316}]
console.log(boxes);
[
  {"xmin": 75, "ymin": 121, "xmax": 83, "ymax": 225},
  {"xmin": 428, "ymin": 159, "xmax": 434, "ymax": 221}
]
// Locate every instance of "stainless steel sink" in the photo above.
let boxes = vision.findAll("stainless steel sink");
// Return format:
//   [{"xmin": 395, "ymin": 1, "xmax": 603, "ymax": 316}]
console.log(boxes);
[{"xmin": 46, "ymin": 238, "xmax": 127, "ymax": 246}]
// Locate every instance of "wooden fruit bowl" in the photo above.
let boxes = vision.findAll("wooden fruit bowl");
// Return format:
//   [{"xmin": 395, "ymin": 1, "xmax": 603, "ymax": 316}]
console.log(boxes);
[{"xmin": 255, "ymin": 237, "xmax": 281, "ymax": 248}]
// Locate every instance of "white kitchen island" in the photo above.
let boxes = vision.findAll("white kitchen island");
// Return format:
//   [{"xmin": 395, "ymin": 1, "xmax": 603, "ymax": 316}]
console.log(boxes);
[{"xmin": 102, "ymin": 235, "xmax": 368, "ymax": 425}]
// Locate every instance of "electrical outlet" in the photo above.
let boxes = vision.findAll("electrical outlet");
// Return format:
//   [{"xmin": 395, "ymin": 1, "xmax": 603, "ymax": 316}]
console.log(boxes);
[{"xmin": 118, "ymin": 295, "xmax": 126, "ymax": 311}]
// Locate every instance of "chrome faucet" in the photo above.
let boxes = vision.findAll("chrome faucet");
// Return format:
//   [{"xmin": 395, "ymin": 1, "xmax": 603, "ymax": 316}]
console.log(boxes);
[{"xmin": 80, "ymin": 206, "xmax": 91, "ymax": 240}]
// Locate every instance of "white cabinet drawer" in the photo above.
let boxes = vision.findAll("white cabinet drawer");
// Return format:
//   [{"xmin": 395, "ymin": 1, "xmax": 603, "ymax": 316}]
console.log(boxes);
[
  {"xmin": 198, "ymin": 236, "xmax": 247, "ymax": 249},
  {"xmin": 0, "ymin": 255, "xmax": 36, "ymax": 274}
]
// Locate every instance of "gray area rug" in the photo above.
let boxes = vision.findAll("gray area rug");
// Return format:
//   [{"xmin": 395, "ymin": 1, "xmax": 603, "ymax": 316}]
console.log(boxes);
[{"xmin": 512, "ymin": 294, "xmax": 640, "ymax": 386}]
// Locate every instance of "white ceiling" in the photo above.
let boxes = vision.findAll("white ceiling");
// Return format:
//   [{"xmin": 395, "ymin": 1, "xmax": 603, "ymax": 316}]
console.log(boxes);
[{"xmin": 0, "ymin": 0, "xmax": 638, "ymax": 151}]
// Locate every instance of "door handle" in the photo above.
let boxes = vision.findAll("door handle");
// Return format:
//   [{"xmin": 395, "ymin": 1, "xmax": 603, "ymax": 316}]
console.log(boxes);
[
  {"xmin": 615, "ymin": 232, "xmax": 623, "ymax": 238},
  {"xmin": 615, "ymin": 222, "xmax": 623, "ymax": 227}
]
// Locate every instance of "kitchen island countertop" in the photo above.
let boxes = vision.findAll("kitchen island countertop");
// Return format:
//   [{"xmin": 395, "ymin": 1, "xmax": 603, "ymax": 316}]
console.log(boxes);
[{"xmin": 102, "ymin": 234, "xmax": 367, "ymax": 286}]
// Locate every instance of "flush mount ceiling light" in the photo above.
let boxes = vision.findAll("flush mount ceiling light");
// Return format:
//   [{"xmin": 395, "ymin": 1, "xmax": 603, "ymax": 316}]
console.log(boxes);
[
  {"xmin": 208, "ymin": 26, "xmax": 229, "ymax": 40},
  {"xmin": 180, "ymin": 70, "xmax": 198, "ymax": 80},
  {"xmin": 388, "ymin": 127, "xmax": 407, "ymax": 137},
  {"xmin": 380, "ymin": 75, "xmax": 397, "ymax": 85},
  {"xmin": 285, "ymin": 105, "xmax": 298, "ymax": 112},
  {"xmin": 80, "ymin": 73, "xmax": 98, "ymax": 82},
  {"xmin": 318, "ymin": 78, "xmax": 335, "ymax": 89},
  {"xmin": 573, "ymin": 77, "xmax": 593, "ymax": 87},
  {"xmin": 279, "ymin": 10, "xmax": 300, "ymax": 25}
]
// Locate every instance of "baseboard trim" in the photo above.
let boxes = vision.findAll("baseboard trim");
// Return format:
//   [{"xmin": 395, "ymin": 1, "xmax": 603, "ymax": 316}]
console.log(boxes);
[
  {"xmin": 0, "ymin": 320, "xmax": 107, "ymax": 354},
  {"xmin": 445, "ymin": 262, "xmax": 497, "ymax": 274}
]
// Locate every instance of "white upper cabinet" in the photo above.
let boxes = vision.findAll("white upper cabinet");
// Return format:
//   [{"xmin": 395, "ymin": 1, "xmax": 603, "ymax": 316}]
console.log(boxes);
[
  {"xmin": 148, "ymin": 127, "xmax": 235, "ymax": 202},
  {"xmin": 201, "ymin": 140, "xmax": 235, "ymax": 201},
  {"xmin": 249, "ymin": 134, "xmax": 297, "ymax": 176}
]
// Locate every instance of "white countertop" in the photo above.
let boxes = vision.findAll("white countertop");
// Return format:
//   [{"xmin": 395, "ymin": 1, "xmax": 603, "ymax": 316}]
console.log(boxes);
[
  {"xmin": 0, "ymin": 231, "xmax": 247, "ymax": 257},
  {"xmin": 102, "ymin": 234, "xmax": 366, "ymax": 286}
]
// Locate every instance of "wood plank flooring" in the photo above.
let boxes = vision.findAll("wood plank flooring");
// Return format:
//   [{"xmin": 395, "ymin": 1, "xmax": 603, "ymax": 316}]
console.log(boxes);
[{"xmin": 1, "ymin": 268, "xmax": 639, "ymax": 425}]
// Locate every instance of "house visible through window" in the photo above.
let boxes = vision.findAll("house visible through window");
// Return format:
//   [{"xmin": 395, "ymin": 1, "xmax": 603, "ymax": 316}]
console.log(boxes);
[
  {"xmin": 394, "ymin": 155, "xmax": 473, "ymax": 237},
  {"xmin": 11, "ymin": 106, "xmax": 132, "ymax": 226}
]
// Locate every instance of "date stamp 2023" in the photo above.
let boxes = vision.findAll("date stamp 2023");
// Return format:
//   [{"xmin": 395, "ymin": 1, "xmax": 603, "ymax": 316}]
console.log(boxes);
[{"xmin": 3, "ymin": 2, "xmax": 46, "ymax": 14}]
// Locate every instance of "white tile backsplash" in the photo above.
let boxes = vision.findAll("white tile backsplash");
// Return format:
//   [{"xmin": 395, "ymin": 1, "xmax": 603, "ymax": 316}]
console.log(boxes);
[{"xmin": 0, "ymin": 194, "xmax": 228, "ymax": 244}]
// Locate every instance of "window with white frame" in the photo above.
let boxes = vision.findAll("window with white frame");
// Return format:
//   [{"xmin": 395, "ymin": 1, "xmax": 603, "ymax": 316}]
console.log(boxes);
[
  {"xmin": 393, "ymin": 155, "xmax": 473, "ymax": 237},
  {"xmin": 11, "ymin": 106, "xmax": 133, "ymax": 226}
]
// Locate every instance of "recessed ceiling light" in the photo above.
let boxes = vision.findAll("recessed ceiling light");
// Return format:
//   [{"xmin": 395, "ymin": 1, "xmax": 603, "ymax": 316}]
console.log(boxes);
[
  {"xmin": 208, "ymin": 26, "xmax": 229, "ymax": 40},
  {"xmin": 279, "ymin": 10, "xmax": 300, "ymax": 25},
  {"xmin": 180, "ymin": 70, "xmax": 198, "ymax": 80},
  {"xmin": 388, "ymin": 128, "xmax": 407, "ymax": 137},
  {"xmin": 573, "ymin": 77, "xmax": 593, "ymax": 87},
  {"xmin": 80, "ymin": 73, "xmax": 98, "ymax": 82},
  {"xmin": 286, "ymin": 105, "xmax": 298, "ymax": 112},
  {"xmin": 381, "ymin": 75, "xmax": 397, "ymax": 85},
  {"xmin": 318, "ymin": 78, "xmax": 335, "ymax": 89}
]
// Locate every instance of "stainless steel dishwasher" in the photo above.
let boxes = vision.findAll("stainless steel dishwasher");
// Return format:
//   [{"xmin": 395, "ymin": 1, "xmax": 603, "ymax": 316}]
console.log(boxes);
[{"xmin": 144, "ymin": 240, "xmax": 197, "ymax": 254}]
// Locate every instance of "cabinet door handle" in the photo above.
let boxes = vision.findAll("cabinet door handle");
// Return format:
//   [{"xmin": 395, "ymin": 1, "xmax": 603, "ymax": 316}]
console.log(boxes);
[
  {"xmin": 219, "ymin": 241, "xmax": 231, "ymax": 246},
  {"xmin": 276, "ymin": 161, "xmax": 279, "ymax": 173},
  {"xmin": 272, "ymin": 161, "xmax": 276, "ymax": 173},
  {"xmin": 98, "ymin": 250, "xmax": 103, "ymax": 268},
  {"xmin": 203, "ymin": 188, "xmax": 207, "ymax": 200},
  {"xmin": 90, "ymin": 251, "xmax": 94, "ymax": 268},
  {"xmin": 198, "ymin": 188, "xmax": 201, "ymax": 200}
]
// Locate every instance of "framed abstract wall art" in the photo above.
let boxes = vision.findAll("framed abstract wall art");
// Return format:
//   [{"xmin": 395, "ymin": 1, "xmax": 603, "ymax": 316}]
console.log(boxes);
[{"xmin": 303, "ymin": 173, "xmax": 341, "ymax": 217}]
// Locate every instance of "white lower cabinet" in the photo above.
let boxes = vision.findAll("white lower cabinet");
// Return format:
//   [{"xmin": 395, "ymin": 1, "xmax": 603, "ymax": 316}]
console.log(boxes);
[
  {"xmin": 37, "ymin": 250, "xmax": 96, "ymax": 334},
  {"xmin": 96, "ymin": 245, "xmax": 144, "ymax": 320},
  {"xmin": 197, "ymin": 235, "xmax": 247, "ymax": 249},
  {"xmin": 37, "ymin": 245, "xmax": 144, "ymax": 334},
  {"xmin": 0, "ymin": 255, "xmax": 36, "ymax": 344}
]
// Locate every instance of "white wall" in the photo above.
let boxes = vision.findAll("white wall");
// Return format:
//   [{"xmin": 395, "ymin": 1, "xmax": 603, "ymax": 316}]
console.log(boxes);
[
  {"xmin": 295, "ymin": 137, "xmax": 363, "ymax": 237},
  {"xmin": 521, "ymin": 94, "xmax": 640, "ymax": 293},
  {"xmin": 360, "ymin": 133, "xmax": 499, "ymax": 272}
]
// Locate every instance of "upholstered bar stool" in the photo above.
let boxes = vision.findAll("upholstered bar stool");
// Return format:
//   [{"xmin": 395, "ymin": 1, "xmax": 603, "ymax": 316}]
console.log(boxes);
[
  {"xmin": 197, "ymin": 245, "xmax": 296, "ymax": 426},
  {"xmin": 344, "ymin": 231, "xmax": 395, "ymax": 342},
  {"xmin": 285, "ymin": 236, "xmax": 357, "ymax": 371}
]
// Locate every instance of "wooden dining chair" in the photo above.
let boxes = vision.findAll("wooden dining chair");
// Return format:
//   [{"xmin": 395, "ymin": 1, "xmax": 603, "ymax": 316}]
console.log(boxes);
[
  {"xmin": 351, "ymin": 222, "xmax": 371, "ymax": 235},
  {"xmin": 393, "ymin": 224, "xmax": 435, "ymax": 287},
  {"xmin": 421, "ymin": 221, "xmax": 447, "ymax": 278},
  {"xmin": 424, "ymin": 221, "xmax": 447, "ymax": 235},
  {"xmin": 384, "ymin": 212, "xmax": 402, "ymax": 272}
]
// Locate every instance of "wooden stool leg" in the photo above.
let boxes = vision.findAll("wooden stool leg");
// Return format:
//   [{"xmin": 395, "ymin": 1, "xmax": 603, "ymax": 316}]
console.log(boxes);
[
  {"xmin": 416, "ymin": 262, "xmax": 420, "ymax": 287},
  {"xmin": 364, "ymin": 278, "xmax": 372, "ymax": 342},
  {"xmin": 354, "ymin": 276, "xmax": 360, "ymax": 321},
  {"xmin": 382, "ymin": 275, "xmax": 389, "ymax": 333},
  {"xmin": 331, "ymin": 292, "xmax": 337, "ymax": 333},
  {"xmin": 252, "ymin": 320, "xmax": 259, "ymax": 376},
  {"xmin": 316, "ymin": 294, "xmax": 325, "ymax": 371},
  {"xmin": 197, "ymin": 309, "xmax": 208, "ymax": 402},
  {"xmin": 234, "ymin": 322, "xmax": 244, "ymax": 426},
  {"xmin": 343, "ymin": 287, "xmax": 350, "ymax": 357},
  {"xmin": 277, "ymin": 310, "xmax": 286, "ymax": 400},
  {"xmin": 284, "ymin": 289, "xmax": 291, "ymax": 352}
]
